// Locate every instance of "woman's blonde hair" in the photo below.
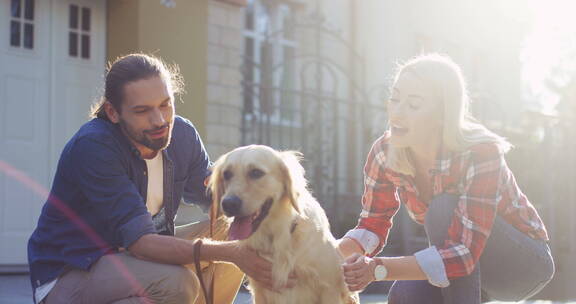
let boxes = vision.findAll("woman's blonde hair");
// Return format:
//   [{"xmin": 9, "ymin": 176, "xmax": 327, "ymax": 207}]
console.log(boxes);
[{"xmin": 386, "ymin": 53, "xmax": 511, "ymax": 176}]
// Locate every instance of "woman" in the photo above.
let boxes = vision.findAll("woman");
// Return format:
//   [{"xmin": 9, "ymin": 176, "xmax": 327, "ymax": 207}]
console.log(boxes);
[{"xmin": 338, "ymin": 54, "xmax": 554, "ymax": 303}]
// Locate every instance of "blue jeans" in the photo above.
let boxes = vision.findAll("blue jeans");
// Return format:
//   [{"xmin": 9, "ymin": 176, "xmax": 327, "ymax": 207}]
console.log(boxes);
[{"xmin": 388, "ymin": 193, "xmax": 555, "ymax": 304}]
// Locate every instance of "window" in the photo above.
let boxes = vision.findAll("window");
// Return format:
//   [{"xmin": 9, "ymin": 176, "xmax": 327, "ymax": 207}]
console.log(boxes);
[
  {"xmin": 243, "ymin": 0, "xmax": 298, "ymax": 125},
  {"xmin": 68, "ymin": 4, "xmax": 91, "ymax": 59},
  {"xmin": 10, "ymin": 0, "xmax": 35, "ymax": 49}
]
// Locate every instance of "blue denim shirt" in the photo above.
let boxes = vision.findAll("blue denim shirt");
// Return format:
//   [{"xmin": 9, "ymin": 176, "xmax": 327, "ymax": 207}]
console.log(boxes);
[{"xmin": 27, "ymin": 116, "xmax": 211, "ymax": 294}]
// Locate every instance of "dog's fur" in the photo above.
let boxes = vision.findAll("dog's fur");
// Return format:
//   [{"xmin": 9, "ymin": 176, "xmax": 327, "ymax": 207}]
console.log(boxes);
[{"xmin": 209, "ymin": 145, "xmax": 358, "ymax": 304}]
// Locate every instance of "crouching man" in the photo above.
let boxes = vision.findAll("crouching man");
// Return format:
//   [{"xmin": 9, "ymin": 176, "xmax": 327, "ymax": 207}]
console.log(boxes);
[{"xmin": 28, "ymin": 54, "xmax": 279, "ymax": 304}]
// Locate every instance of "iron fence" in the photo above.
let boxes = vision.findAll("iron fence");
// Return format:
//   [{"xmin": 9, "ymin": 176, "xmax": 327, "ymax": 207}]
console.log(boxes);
[{"xmin": 239, "ymin": 13, "xmax": 387, "ymax": 236}]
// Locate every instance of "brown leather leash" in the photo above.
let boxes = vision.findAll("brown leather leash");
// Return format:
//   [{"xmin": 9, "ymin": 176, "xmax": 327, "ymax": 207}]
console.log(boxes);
[
  {"xmin": 194, "ymin": 198, "xmax": 219, "ymax": 304},
  {"xmin": 193, "ymin": 239, "xmax": 213, "ymax": 304}
]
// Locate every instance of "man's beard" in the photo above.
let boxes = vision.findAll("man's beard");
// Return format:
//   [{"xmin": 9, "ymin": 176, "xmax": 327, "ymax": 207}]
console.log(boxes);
[{"xmin": 119, "ymin": 119, "xmax": 172, "ymax": 152}]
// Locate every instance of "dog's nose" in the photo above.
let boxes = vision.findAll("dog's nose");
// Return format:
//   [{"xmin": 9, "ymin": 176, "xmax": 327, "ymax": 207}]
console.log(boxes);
[{"xmin": 222, "ymin": 195, "xmax": 242, "ymax": 216}]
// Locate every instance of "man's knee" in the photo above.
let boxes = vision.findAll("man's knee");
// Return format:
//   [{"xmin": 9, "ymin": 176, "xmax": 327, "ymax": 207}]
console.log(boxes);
[{"xmin": 160, "ymin": 265, "xmax": 200, "ymax": 303}]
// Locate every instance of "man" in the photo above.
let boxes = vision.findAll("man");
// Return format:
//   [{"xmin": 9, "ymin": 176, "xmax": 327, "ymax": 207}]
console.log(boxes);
[{"xmin": 28, "ymin": 54, "xmax": 285, "ymax": 304}]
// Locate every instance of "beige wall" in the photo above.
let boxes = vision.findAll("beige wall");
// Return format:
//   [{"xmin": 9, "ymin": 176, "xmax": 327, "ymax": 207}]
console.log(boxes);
[
  {"xmin": 106, "ymin": 0, "xmax": 209, "ymax": 137},
  {"xmin": 204, "ymin": 0, "xmax": 244, "ymax": 158}
]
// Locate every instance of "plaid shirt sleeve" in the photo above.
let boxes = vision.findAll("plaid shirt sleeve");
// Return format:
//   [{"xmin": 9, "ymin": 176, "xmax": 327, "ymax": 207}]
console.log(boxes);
[
  {"xmin": 347, "ymin": 135, "xmax": 401, "ymax": 256},
  {"xmin": 437, "ymin": 143, "xmax": 504, "ymax": 278}
]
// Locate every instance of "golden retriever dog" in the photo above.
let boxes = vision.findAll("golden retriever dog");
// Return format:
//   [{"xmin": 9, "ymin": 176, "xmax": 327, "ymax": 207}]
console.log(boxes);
[{"xmin": 209, "ymin": 145, "xmax": 359, "ymax": 304}]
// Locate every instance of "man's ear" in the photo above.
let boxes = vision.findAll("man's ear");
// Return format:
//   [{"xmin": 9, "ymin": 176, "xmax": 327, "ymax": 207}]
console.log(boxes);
[{"xmin": 103, "ymin": 101, "xmax": 120, "ymax": 123}]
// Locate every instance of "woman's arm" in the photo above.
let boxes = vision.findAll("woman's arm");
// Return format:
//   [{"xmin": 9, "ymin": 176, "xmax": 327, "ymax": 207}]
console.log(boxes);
[
  {"xmin": 342, "ymin": 254, "xmax": 427, "ymax": 291},
  {"xmin": 337, "ymin": 237, "xmax": 365, "ymax": 259},
  {"xmin": 341, "ymin": 135, "xmax": 401, "ymax": 257}
]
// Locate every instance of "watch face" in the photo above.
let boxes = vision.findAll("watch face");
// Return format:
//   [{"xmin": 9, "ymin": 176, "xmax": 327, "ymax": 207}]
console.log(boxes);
[{"xmin": 374, "ymin": 265, "xmax": 388, "ymax": 281}]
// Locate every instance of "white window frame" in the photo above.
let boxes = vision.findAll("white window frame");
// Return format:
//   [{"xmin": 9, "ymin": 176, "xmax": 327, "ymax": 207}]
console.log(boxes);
[
  {"xmin": 9, "ymin": 0, "xmax": 35, "ymax": 50},
  {"xmin": 243, "ymin": 0, "xmax": 300, "ymax": 127},
  {"xmin": 68, "ymin": 3, "xmax": 92, "ymax": 60}
]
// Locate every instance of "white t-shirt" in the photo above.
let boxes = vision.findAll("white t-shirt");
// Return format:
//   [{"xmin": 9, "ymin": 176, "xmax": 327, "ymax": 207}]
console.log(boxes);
[
  {"xmin": 35, "ymin": 278, "xmax": 57, "ymax": 303},
  {"xmin": 145, "ymin": 152, "xmax": 164, "ymax": 216}
]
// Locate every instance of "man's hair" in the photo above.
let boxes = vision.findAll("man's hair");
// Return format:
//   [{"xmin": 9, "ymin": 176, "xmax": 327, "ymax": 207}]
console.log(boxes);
[{"xmin": 90, "ymin": 53, "xmax": 184, "ymax": 120}]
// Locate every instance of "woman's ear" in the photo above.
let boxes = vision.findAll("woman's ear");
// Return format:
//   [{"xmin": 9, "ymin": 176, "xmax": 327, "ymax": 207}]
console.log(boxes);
[{"xmin": 279, "ymin": 151, "xmax": 306, "ymax": 214}]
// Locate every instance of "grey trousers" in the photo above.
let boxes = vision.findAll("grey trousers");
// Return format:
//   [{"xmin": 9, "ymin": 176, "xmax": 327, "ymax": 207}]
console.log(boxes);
[
  {"xmin": 388, "ymin": 193, "xmax": 555, "ymax": 304},
  {"xmin": 44, "ymin": 219, "xmax": 244, "ymax": 304}
]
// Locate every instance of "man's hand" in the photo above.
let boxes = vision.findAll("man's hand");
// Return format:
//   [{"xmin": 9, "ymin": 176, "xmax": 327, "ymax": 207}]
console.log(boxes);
[
  {"xmin": 224, "ymin": 241, "xmax": 296, "ymax": 292},
  {"xmin": 342, "ymin": 253, "xmax": 376, "ymax": 292}
]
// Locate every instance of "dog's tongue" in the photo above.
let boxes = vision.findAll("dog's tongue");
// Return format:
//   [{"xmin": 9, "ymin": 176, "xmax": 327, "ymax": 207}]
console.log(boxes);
[{"xmin": 229, "ymin": 216, "xmax": 253, "ymax": 240}]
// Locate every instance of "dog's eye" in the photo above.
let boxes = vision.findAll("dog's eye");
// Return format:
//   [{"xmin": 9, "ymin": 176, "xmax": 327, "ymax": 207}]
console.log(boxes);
[
  {"xmin": 223, "ymin": 170, "xmax": 233, "ymax": 181},
  {"xmin": 248, "ymin": 168, "xmax": 265, "ymax": 179}
]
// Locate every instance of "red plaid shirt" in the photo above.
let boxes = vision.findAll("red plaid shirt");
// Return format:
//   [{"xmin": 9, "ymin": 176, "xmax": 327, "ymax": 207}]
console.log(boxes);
[{"xmin": 356, "ymin": 132, "xmax": 549, "ymax": 278}]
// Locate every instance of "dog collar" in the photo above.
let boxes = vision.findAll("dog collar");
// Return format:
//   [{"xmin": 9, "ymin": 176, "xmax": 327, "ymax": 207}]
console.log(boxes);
[{"xmin": 290, "ymin": 221, "xmax": 298, "ymax": 234}]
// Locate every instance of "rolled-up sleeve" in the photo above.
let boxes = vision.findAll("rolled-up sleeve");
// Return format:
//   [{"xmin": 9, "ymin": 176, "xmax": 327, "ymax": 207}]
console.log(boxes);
[
  {"xmin": 343, "ymin": 228, "xmax": 380, "ymax": 254},
  {"xmin": 70, "ymin": 137, "xmax": 156, "ymax": 249},
  {"xmin": 118, "ymin": 213, "xmax": 156, "ymax": 248},
  {"xmin": 414, "ymin": 246, "xmax": 450, "ymax": 287}
]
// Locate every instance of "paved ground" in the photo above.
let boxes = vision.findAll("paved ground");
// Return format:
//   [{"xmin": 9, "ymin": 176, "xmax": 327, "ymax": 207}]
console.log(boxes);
[{"xmin": 1, "ymin": 274, "xmax": 574, "ymax": 304}]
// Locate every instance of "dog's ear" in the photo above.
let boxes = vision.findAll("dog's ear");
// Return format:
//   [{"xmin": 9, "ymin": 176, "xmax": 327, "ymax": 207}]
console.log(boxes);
[
  {"xmin": 207, "ymin": 153, "xmax": 228, "ymax": 219},
  {"xmin": 278, "ymin": 150, "xmax": 306, "ymax": 214}
]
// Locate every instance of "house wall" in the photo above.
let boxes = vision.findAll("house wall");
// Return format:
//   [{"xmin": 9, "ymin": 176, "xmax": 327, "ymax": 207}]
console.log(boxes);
[
  {"xmin": 204, "ymin": 0, "xmax": 245, "ymax": 158},
  {"xmin": 107, "ymin": 0, "xmax": 209, "ymax": 137}
]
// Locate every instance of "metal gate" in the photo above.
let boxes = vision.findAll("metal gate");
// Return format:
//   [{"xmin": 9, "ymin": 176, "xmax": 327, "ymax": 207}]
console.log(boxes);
[{"xmin": 239, "ymin": 9, "xmax": 386, "ymax": 236}]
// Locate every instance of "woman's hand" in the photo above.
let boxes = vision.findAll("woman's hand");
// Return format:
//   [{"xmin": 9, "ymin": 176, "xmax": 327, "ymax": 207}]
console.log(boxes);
[
  {"xmin": 227, "ymin": 241, "xmax": 295, "ymax": 291},
  {"xmin": 342, "ymin": 253, "xmax": 377, "ymax": 292}
]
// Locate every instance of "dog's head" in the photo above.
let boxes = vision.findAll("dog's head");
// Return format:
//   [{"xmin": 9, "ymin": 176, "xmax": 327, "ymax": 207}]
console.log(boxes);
[{"xmin": 209, "ymin": 145, "xmax": 306, "ymax": 240}]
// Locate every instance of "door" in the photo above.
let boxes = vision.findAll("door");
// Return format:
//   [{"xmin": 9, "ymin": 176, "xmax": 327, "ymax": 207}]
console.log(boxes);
[
  {"xmin": 0, "ymin": 0, "xmax": 106, "ymax": 267},
  {"xmin": 50, "ymin": 0, "xmax": 106, "ymax": 171},
  {"xmin": 0, "ymin": 0, "xmax": 52, "ymax": 267}
]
